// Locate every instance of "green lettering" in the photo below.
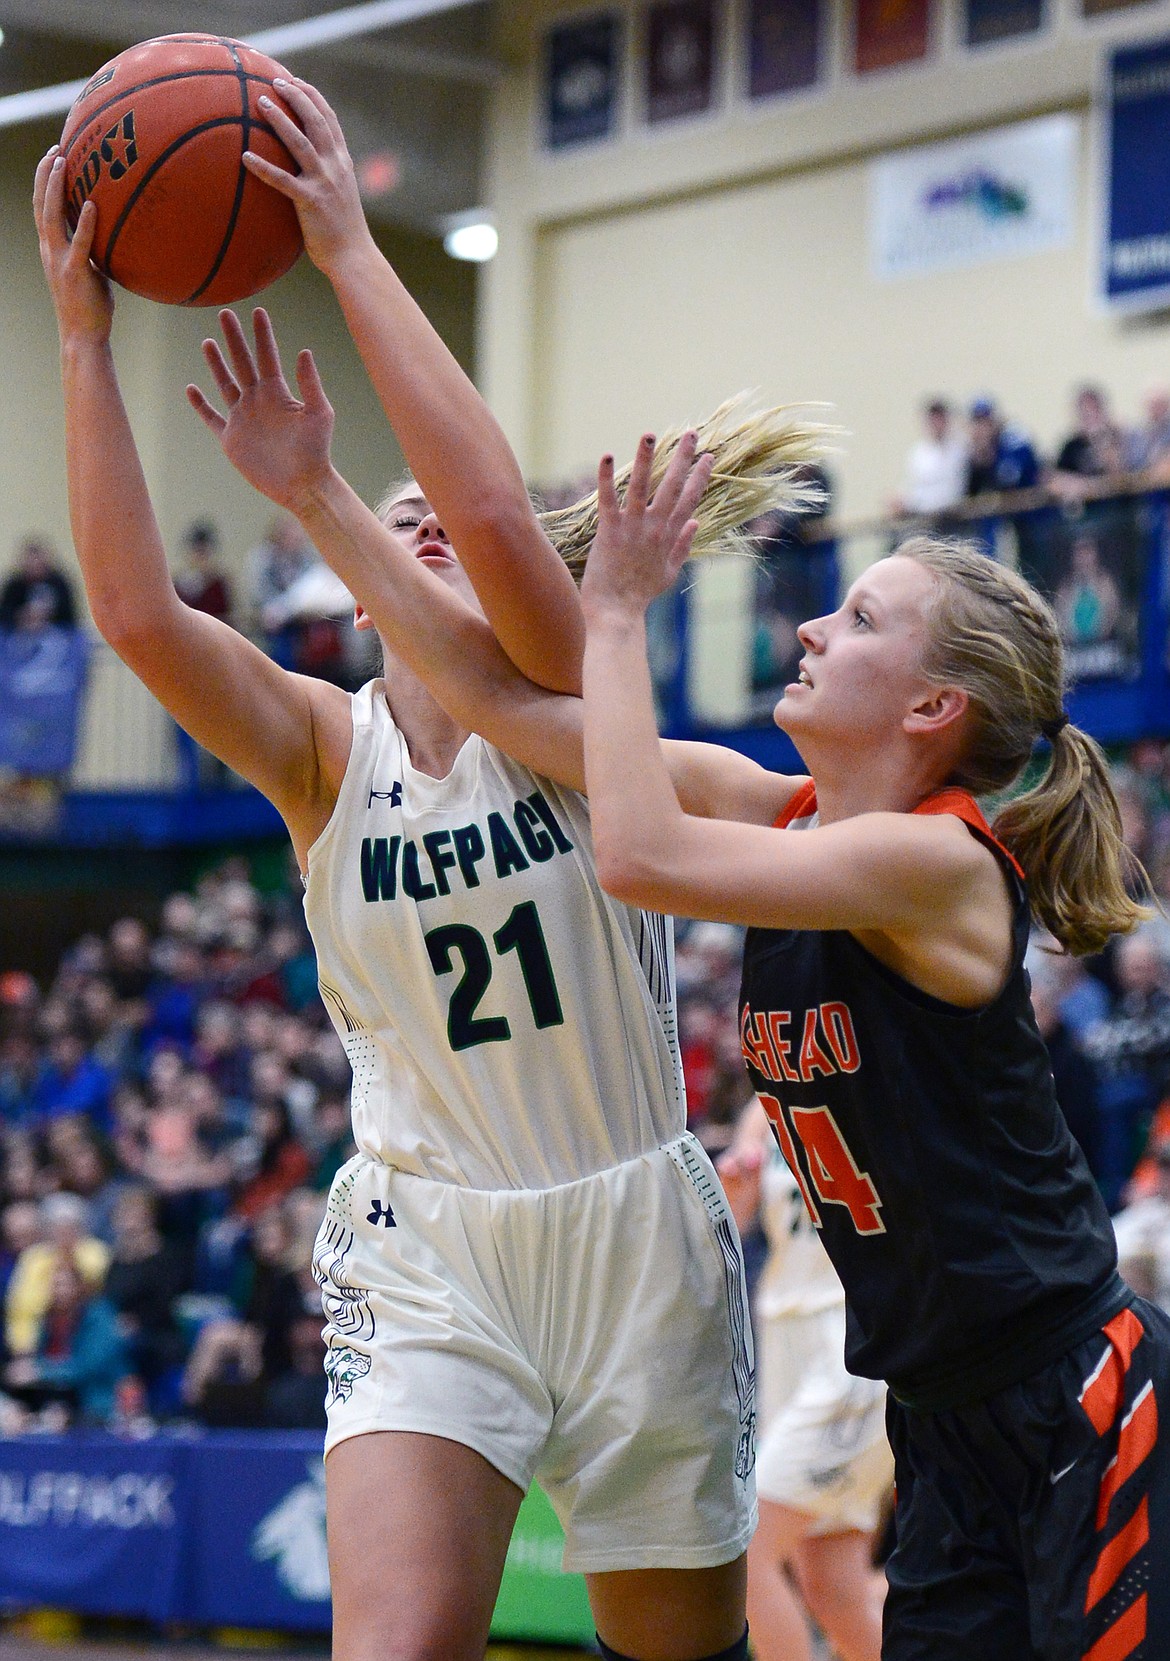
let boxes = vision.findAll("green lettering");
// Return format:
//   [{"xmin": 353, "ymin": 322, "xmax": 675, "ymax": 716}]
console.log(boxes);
[
  {"xmin": 423, "ymin": 830, "xmax": 458, "ymax": 896},
  {"xmin": 401, "ymin": 839, "xmax": 437, "ymax": 901},
  {"xmin": 526, "ymin": 791, "xmax": 574, "ymax": 854},
  {"xmin": 452, "ymin": 823, "xmax": 486, "ymax": 888},
  {"xmin": 488, "ymin": 812, "xmax": 529, "ymax": 879},
  {"xmin": 513, "ymin": 799, "xmax": 554, "ymax": 863},
  {"xmin": 360, "ymin": 836, "xmax": 401, "ymax": 901}
]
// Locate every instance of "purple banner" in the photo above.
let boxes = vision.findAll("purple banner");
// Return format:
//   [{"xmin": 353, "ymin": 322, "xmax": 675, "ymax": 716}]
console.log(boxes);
[
  {"xmin": 748, "ymin": 0, "xmax": 821, "ymax": 96},
  {"xmin": 646, "ymin": 0, "xmax": 718, "ymax": 122}
]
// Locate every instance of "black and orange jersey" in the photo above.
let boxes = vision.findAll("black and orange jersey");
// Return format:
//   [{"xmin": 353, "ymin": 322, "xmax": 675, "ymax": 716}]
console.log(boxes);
[{"xmin": 738, "ymin": 784, "xmax": 1130, "ymax": 1409}]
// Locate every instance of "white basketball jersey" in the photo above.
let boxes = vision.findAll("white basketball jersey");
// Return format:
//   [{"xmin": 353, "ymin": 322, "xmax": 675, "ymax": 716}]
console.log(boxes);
[
  {"xmin": 756, "ymin": 1144, "xmax": 846, "ymax": 1319},
  {"xmin": 303, "ymin": 682, "xmax": 686, "ymax": 1189}
]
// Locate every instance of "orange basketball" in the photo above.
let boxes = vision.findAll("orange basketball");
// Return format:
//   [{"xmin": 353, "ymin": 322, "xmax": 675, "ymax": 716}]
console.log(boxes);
[{"xmin": 59, "ymin": 34, "xmax": 304, "ymax": 307}]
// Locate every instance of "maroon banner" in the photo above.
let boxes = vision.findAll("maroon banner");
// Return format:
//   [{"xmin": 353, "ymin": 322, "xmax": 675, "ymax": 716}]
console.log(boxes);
[
  {"xmin": 855, "ymin": 0, "xmax": 931, "ymax": 73},
  {"xmin": 748, "ymin": 0, "xmax": 821, "ymax": 97},
  {"xmin": 645, "ymin": 0, "xmax": 719, "ymax": 123}
]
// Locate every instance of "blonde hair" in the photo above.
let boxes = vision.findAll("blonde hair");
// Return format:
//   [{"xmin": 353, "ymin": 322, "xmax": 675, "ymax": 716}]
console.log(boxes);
[
  {"xmin": 898, "ymin": 536, "xmax": 1148, "ymax": 956},
  {"xmin": 538, "ymin": 396, "xmax": 829, "ymax": 580}
]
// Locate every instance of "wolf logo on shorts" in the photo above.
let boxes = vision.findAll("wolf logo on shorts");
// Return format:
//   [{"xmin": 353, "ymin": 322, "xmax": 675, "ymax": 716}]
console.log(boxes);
[{"xmin": 325, "ymin": 1344, "xmax": 372, "ymax": 1406}]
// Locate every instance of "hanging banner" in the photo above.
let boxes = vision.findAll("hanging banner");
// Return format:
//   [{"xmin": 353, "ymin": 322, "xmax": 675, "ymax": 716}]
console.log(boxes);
[
  {"xmin": 1085, "ymin": 0, "xmax": 1155, "ymax": 17},
  {"xmin": 869, "ymin": 113, "xmax": 1077, "ymax": 279},
  {"xmin": 544, "ymin": 12, "xmax": 621, "ymax": 149},
  {"xmin": 747, "ymin": 0, "xmax": 821, "ymax": 97},
  {"xmin": 0, "ymin": 627, "xmax": 90, "ymax": 775},
  {"xmin": 1102, "ymin": 39, "xmax": 1170, "ymax": 311},
  {"xmin": 855, "ymin": 0, "xmax": 931, "ymax": 74},
  {"xmin": 964, "ymin": 0, "xmax": 1044, "ymax": 46},
  {"xmin": 645, "ymin": 0, "xmax": 718, "ymax": 123}
]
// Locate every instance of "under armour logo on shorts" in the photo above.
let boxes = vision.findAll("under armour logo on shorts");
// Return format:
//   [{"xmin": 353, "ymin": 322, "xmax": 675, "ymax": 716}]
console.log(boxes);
[{"xmin": 367, "ymin": 1200, "xmax": 396, "ymax": 1228}]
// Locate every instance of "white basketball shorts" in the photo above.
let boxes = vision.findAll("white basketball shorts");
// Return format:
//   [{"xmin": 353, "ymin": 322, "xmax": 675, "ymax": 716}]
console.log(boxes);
[
  {"xmin": 755, "ymin": 1302, "xmax": 892, "ymax": 1536},
  {"xmin": 313, "ymin": 1134, "xmax": 756, "ymax": 1573}
]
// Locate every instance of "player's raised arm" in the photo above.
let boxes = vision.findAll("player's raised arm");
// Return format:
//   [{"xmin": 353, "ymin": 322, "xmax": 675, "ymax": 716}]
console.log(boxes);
[
  {"xmin": 33, "ymin": 148, "xmax": 346, "ymax": 862},
  {"xmin": 189, "ymin": 311, "xmax": 803, "ymax": 823},
  {"xmin": 238, "ymin": 76, "xmax": 583, "ymax": 697}
]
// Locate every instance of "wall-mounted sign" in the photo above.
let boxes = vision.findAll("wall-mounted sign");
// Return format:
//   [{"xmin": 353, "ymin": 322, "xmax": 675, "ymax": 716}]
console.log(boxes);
[
  {"xmin": 855, "ymin": 0, "xmax": 931, "ymax": 74},
  {"xmin": 964, "ymin": 0, "xmax": 1044, "ymax": 47},
  {"xmin": 544, "ymin": 13, "xmax": 621, "ymax": 149},
  {"xmin": 869, "ymin": 113, "xmax": 1077, "ymax": 278},
  {"xmin": 1102, "ymin": 39, "xmax": 1170, "ymax": 311},
  {"xmin": 645, "ymin": 0, "xmax": 718, "ymax": 123},
  {"xmin": 747, "ymin": 0, "xmax": 821, "ymax": 97}
]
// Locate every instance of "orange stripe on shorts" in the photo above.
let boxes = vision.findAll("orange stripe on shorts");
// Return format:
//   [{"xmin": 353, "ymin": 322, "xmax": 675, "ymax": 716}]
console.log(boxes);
[
  {"xmin": 1081, "ymin": 1309, "xmax": 1145, "ymax": 1436},
  {"xmin": 1082, "ymin": 1591, "xmax": 1147, "ymax": 1661},
  {"xmin": 1085, "ymin": 1495, "xmax": 1149, "ymax": 1613},
  {"xmin": 1096, "ymin": 1382, "xmax": 1158, "ymax": 1531}
]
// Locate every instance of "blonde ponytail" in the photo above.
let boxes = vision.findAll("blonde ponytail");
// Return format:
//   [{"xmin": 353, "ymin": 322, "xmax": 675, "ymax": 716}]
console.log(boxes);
[
  {"xmin": 899, "ymin": 536, "xmax": 1149, "ymax": 956},
  {"xmin": 539, "ymin": 395, "xmax": 829, "ymax": 581}
]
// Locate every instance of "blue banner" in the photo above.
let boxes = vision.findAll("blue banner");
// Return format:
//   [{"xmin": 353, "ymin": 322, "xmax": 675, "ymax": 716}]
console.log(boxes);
[
  {"xmin": 0, "ymin": 1433, "xmax": 593, "ymax": 1640},
  {"xmin": 544, "ymin": 12, "xmax": 621, "ymax": 149},
  {"xmin": 0, "ymin": 1436, "xmax": 184, "ymax": 1621},
  {"xmin": 0, "ymin": 627, "xmax": 89, "ymax": 774},
  {"xmin": 1103, "ymin": 40, "xmax": 1170, "ymax": 311}
]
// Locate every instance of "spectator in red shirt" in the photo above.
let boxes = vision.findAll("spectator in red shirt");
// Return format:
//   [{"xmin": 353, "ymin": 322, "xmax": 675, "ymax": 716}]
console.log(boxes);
[{"xmin": 174, "ymin": 520, "xmax": 233, "ymax": 623}]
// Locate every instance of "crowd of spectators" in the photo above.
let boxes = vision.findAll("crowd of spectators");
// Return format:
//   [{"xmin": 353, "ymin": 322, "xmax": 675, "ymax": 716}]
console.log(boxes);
[
  {"xmin": 5, "ymin": 738, "xmax": 1170, "ymax": 1436},
  {"xmin": 893, "ymin": 381, "xmax": 1170, "ymax": 521},
  {"xmin": 0, "ymin": 857, "xmax": 350, "ymax": 1435}
]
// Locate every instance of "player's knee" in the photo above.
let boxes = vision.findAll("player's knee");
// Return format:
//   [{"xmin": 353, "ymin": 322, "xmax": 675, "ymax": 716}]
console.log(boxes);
[{"xmin": 596, "ymin": 1626, "xmax": 750, "ymax": 1661}]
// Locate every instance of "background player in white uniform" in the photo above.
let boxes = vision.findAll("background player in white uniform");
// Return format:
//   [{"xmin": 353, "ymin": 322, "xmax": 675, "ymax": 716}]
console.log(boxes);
[
  {"xmin": 35, "ymin": 97, "xmax": 821, "ymax": 1657},
  {"xmin": 720, "ymin": 1098, "xmax": 890, "ymax": 1661}
]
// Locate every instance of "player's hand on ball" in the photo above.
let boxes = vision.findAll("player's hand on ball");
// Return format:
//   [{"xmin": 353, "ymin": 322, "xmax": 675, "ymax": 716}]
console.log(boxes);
[
  {"xmin": 186, "ymin": 307, "xmax": 335, "ymax": 516},
  {"xmin": 581, "ymin": 432, "xmax": 713, "ymax": 621},
  {"xmin": 33, "ymin": 148, "xmax": 114, "ymax": 343},
  {"xmin": 243, "ymin": 77, "xmax": 371, "ymax": 275}
]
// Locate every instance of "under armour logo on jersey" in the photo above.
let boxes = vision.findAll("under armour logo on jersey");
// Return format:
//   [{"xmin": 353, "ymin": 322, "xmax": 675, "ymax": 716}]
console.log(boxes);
[
  {"xmin": 367, "ymin": 1200, "xmax": 396, "ymax": 1228},
  {"xmin": 368, "ymin": 783, "xmax": 403, "ymax": 809}
]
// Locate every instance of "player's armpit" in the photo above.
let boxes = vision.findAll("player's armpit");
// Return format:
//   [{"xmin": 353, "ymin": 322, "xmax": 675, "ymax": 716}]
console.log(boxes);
[{"xmin": 107, "ymin": 596, "xmax": 349, "ymax": 843}]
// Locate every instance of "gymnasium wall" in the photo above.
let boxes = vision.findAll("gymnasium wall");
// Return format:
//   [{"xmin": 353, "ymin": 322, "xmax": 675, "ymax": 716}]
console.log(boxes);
[
  {"xmin": 482, "ymin": 0, "xmax": 1170, "ymax": 521},
  {"xmin": 0, "ymin": 117, "xmax": 477, "ymax": 606}
]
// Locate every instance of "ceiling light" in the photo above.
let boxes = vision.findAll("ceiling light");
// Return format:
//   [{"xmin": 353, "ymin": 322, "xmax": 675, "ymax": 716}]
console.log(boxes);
[{"xmin": 443, "ymin": 213, "xmax": 497, "ymax": 262}]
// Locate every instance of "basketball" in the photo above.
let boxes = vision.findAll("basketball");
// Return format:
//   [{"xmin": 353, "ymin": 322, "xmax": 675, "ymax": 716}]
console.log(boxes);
[{"xmin": 59, "ymin": 34, "xmax": 304, "ymax": 307}]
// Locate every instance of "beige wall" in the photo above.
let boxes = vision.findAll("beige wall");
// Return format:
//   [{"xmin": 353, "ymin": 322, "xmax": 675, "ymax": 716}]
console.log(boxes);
[
  {"xmin": 0, "ymin": 117, "xmax": 476, "ymax": 609},
  {"xmin": 484, "ymin": 0, "xmax": 1170, "ymax": 521}
]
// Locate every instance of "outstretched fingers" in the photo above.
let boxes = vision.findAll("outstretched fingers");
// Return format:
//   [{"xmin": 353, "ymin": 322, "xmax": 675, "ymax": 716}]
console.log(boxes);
[
  {"xmin": 294, "ymin": 348, "xmax": 329, "ymax": 415},
  {"xmin": 201, "ymin": 334, "xmax": 242, "ymax": 409},
  {"xmin": 665, "ymin": 448, "xmax": 714, "ymax": 544},
  {"xmin": 249, "ymin": 306, "xmax": 287, "ymax": 384},
  {"xmin": 185, "ymin": 382, "xmax": 227, "ymax": 438},
  {"xmin": 625, "ymin": 433, "xmax": 656, "ymax": 516},
  {"xmin": 216, "ymin": 308, "xmax": 262, "ymax": 391}
]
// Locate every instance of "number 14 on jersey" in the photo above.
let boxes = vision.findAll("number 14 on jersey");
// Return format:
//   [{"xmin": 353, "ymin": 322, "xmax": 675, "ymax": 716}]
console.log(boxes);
[{"xmin": 759, "ymin": 1092, "xmax": 886, "ymax": 1236}]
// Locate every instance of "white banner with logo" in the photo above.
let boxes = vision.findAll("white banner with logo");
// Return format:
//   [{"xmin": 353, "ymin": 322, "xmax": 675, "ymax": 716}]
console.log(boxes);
[{"xmin": 869, "ymin": 114, "xmax": 1078, "ymax": 279}]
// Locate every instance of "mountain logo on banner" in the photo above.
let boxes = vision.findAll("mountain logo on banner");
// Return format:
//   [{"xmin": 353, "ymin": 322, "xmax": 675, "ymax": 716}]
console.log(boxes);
[
  {"xmin": 923, "ymin": 168, "xmax": 1028, "ymax": 220},
  {"xmin": 251, "ymin": 1463, "xmax": 330, "ymax": 1603}
]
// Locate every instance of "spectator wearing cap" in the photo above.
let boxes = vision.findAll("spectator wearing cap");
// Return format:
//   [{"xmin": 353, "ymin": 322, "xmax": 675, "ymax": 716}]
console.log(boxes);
[
  {"xmin": 1113, "ymin": 1136, "xmax": 1170, "ymax": 1312},
  {"xmin": 965, "ymin": 398, "xmax": 1039, "ymax": 497},
  {"xmin": 0, "ymin": 538, "xmax": 78, "ymax": 632},
  {"xmin": 174, "ymin": 521, "xmax": 233, "ymax": 624},
  {"xmin": 891, "ymin": 397, "xmax": 967, "ymax": 519}
]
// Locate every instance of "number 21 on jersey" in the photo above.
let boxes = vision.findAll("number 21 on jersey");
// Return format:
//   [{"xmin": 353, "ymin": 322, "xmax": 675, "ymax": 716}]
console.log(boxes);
[{"xmin": 759, "ymin": 1092, "xmax": 886, "ymax": 1236}]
